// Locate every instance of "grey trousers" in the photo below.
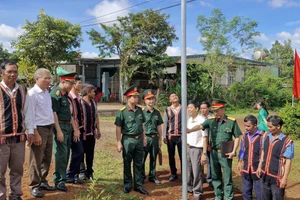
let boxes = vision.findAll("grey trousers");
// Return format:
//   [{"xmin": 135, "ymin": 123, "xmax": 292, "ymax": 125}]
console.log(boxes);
[
  {"xmin": 29, "ymin": 126, "xmax": 53, "ymax": 190},
  {"xmin": 0, "ymin": 141, "xmax": 25, "ymax": 200},
  {"xmin": 187, "ymin": 146, "xmax": 203, "ymax": 197}
]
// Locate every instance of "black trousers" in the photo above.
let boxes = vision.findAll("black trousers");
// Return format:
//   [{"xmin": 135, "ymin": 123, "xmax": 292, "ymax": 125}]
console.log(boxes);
[
  {"xmin": 66, "ymin": 136, "xmax": 84, "ymax": 178},
  {"xmin": 81, "ymin": 136, "xmax": 96, "ymax": 176},
  {"xmin": 166, "ymin": 136, "xmax": 182, "ymax": 175}
]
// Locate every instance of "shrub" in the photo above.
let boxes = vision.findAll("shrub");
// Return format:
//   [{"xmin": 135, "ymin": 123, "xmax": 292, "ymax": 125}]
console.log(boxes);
[{"xmin": 279, "ymin": 102, "xmax": 300, "ymax": 139}]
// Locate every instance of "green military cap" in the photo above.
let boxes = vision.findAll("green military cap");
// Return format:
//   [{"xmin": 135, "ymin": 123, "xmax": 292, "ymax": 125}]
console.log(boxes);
[
  {"xmin": 142, "ymin": 89, "xmax": 155, "ymax": 100},
  {"xmin": 211, "ymin": 98, "xmax": 226, "ymax": 110},
  {"xmin": 124, "ymin": 85, "xmax": 140, "ymax": 97},
  {"xmin": 59, "ymin": 72, "xmax": 77, "ymax": 84}
]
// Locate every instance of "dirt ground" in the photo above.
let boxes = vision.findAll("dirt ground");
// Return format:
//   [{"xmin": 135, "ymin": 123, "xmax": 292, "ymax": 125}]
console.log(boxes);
[{"xmin": 6, "ymin": 118, "xmax": 300, "ymax": 200}]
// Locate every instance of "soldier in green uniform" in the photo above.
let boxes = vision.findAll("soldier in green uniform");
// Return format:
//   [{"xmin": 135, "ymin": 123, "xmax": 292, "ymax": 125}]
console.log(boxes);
[
  {"xmin": 187, "ymin": 99, "xmax": 242, "ymax": 200},
  {"xmin": 141, "ymin": 89, "xmax": 163, "ymax": 184},
  {"xmin": 50, "ymin": 73, "xmax": 80, "ymax": 191},
  {"xmin": 115, "ymin": 86, "xmax": 149, "ymax": 195}
]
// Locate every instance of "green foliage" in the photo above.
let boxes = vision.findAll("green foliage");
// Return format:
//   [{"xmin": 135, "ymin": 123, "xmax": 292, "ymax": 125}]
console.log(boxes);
[
  {"xmin": 17, "ymin": 58, "xmax": 37, "ymax": 86},
  {"xmin": 263, "ymin": 40, "xmax": 293, "ymax": 78},
  {"xmin": 75, "ymin": 181, "xmax": 108, "ymax": 200},
  {"xmin": 87, "ymin": 9, "xmax": 177, "ymax": 102},
  {"xmin": 12, "ymin": 9, "xmax": 82, "ymax": 72},
  {"xmin": 226, "ymin": 67, "xmax": 292, "ymax": 109},
  {"xmin": 280, "ymin": 102, "xmax": 300, "ymax": 140},
  {"xmin": 196, "ymin": 8, "xmax": 260, "ymax": 97},
  {"xmin": 0, "ymin": 44, "xmax": 10, "ymax": 63}
]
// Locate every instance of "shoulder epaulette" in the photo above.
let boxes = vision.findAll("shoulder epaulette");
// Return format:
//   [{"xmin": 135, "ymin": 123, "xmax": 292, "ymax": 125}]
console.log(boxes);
[
  {"xmin": 55, "ymin": 90, "xmax": 60, "ymax": 96},
  {"xmin": 142, "ymin": 107, "xmax": 145, "ymax": 110},
  {"xmin": 227, "ymin": 117, "xmax": 236, "ymax": 121},
  {"xmin": 208, "ymin": 117, "xmax": 215, "ymax": 120},
  {"xmin": 120, "ymin": 106, "xmax": 126, "ymax": 111},
  {"xmin": 136, "ymin": 105, "xmax": 142, "ymax": 109}
]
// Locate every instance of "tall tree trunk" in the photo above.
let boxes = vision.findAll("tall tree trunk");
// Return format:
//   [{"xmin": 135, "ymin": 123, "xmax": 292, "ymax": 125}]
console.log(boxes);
[
  {"xmin": 234, "ymin": 88, "xmax": 238, "ymax": 106},
  {"xmin": 211, "ymin": 73, "xmax": 216, "ymax": 98},
  {"xmin": 119, "ymin": 72, "xmax": 124, "ymax": 104},
  {"xmin": 155, "ymin": 78, "xmax": 163, "ymax": 106}
]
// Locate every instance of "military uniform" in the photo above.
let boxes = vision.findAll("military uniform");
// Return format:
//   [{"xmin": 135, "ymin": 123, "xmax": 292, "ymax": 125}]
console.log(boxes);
[
  {"xmin": 50, "ymin": 75, "xmax": 75, "ymax": 189},
  {"xmin": 115, "ymin": 86, "xmax": 147, "ymax": 194},
  {"xmin": 201, "ymin": 99, "xmax": 242, "ymax": 200},
  {"xmin": 141, "ymin": 90, "xmax": 163, "ymax": 183}
]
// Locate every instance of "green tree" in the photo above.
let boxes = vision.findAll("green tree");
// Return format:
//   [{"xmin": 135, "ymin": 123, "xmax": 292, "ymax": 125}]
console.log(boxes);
[
  {"xmin": 87, "ymin": 9, "xmax": 177, "ymax": 102},
  {"xmin": 196, "ymin": 8, "xmax": 260, "ymax": 97},
  {"xmin": 0, "ymin": 43, "xmax": 10, "ymax": 63},
  {"xmin": 263, "ymin": 40, "xmax": 293, "ymax": 78},
  {"xmin": 12, "ymin": 9, "xmax": 82, "ymax": 76},
  {"xmin": 227, "ymin": 67, "xmax": 292, "ymax": 108},
  {"xmin": 17, "ymin": 58, "xmax": 37, "ymax": 86}
]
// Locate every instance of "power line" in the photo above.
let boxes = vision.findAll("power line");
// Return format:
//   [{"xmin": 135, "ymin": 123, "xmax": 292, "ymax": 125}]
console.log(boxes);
[
  {"xmin": 156, "ymin": 0, "xmax": 195, "ymax": 12},
  {"xmin": 78, "ymin": 0, "xmax": 154, "ymax": 24},
  {"xmin": 80, "ymin": 0, "xmax": 195, "ymax": 28}
]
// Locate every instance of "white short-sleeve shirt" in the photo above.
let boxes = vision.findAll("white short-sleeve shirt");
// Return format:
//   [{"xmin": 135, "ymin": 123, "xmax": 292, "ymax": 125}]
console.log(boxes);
[{"xmin": 187, "ymin": 114, "xmax": 208, "ymax": 147}]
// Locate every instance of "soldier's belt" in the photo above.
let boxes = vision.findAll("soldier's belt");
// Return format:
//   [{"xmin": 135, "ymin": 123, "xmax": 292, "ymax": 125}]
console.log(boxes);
[
  {"xmin": 146, "ymin": 134, "xmax": 158, "ymax": 138},
  {"xmin": 123, "ymin": 134, "xmax": 141, "ymax": 139},
  {"xmin": 59, "ymin": 121, "xmax": 71, "ymax": 124}
]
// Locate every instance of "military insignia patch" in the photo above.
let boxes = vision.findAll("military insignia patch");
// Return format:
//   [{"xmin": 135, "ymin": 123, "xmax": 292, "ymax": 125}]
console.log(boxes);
[
  {"xmin": 55, "ymin": 90, "xmax": 60, "ymax": 96},
  {"xmin": 120, "ymin": 106, "xmax": 126, "ymax": 111},
  {"xmin": 227, "ymin": 117, "xmax": 236, "ymax": 121}
]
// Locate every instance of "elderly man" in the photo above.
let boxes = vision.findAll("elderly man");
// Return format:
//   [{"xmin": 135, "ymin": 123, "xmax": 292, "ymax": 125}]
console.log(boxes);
[
  {"xmin": 50, "ymin": 73, "xmax": 80, "ymax": 192},
  {"xmin": 0, "ymin": 60, "xmax": 27, "ymax": 200},
  {"xmin": 25, "ymin": 68, "xmax": 56, "ymax": 198}
]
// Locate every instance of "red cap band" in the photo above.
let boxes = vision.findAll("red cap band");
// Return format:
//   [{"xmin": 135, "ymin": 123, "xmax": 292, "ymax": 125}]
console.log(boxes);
[
  {"xmin": 212, "ymin": 103, "xmax": 225, "ymax": 109},
  {"xmin": 126, "ymin": 91, "xmax": 139, "ymax": 97},
  {"xmin": 60, "ymin": 76, "xmax": 75, "ymax": 82},
  {"xmin": 144, "ymin": 93, "xmax": 154, "ymax": 100}
]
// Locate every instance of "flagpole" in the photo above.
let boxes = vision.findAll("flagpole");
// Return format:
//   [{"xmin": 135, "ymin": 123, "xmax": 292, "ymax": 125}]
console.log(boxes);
[
  {"xmin": 181, "ymin": 0, "xmax": 187, "ymax": 200},
  {"xmin": 292, "ymin": 95, "xmax": 294, "ymax": 107}
]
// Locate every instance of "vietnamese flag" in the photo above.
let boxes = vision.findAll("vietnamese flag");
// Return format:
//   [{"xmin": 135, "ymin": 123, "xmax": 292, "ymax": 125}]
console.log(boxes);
[{"xmin": 293, "ymin": 50, "xmax": 300, "ymax": 98}]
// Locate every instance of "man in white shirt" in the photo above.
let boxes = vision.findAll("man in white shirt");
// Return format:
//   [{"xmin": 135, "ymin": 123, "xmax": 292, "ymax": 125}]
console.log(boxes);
[
  {"xmin": 187, "ymin": 100, "xmax": 208, "ymax": 199},
  {"xmin": 24, "ymin": 68, "xmax": 56, "ymax": 198}
]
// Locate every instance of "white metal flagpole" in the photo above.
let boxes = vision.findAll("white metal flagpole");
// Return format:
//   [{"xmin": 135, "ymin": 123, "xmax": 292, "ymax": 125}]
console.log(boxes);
[{"xmin": 181, "ymin": 0, "xmax": 187, "ymax": 200}]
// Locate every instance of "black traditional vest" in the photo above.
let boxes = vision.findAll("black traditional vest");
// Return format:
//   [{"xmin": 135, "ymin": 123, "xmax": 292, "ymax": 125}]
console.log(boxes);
[
  {"xmin": 70, "ymin": 95, "xmax": 84, "ymax": 134},
  {"xmin": 0, "ymin": 84, "xmax": 26, "ymax": 144},
  {"xmin": 166, "ymin": 105, "xmax": 182, "ymax": 139},
  {"xmin": 261, "ymin": 135, "xmax": 293, "ymax": 185},
  {"xmin": 81, "ymin": 99, "xmax": 97, "ymax": 140},
  {"xmin": 242, "ymin": 133, "xmax": 263, "ymax": 180}
]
